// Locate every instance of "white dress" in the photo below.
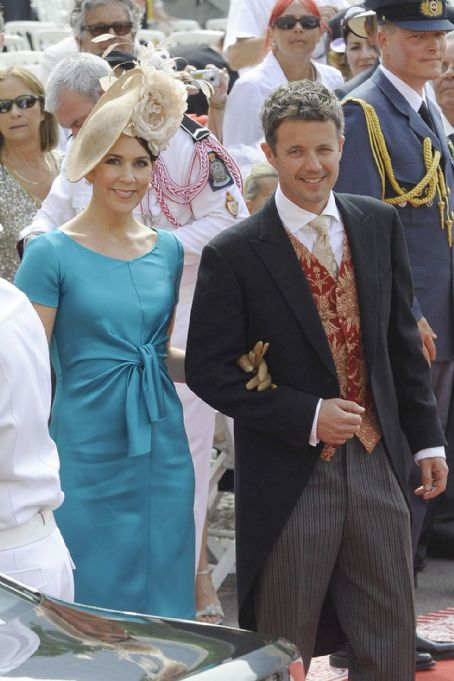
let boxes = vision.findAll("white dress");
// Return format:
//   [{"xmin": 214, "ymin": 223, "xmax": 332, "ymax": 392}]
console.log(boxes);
[{"xmin": 223, "ymin": 51, "xmax": 344, "ymax": 148}]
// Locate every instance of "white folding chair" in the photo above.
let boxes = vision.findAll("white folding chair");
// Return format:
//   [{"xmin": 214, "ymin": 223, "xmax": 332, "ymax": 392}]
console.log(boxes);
[
  {"xmin": 205, "ymin": 18, "xmax": 228, "ymax": 32},
  {"xmin": 207, "ymin": 412, "xmax": 236, "ymax": 591},
  {"xmin": 4, "ymin": 21, "xmax": 58, "ymax": 49},
  {"xmin": 166, "ymin": 19, "xmax": 201, "ymax": 32},
  {"xmin": 166, "ymin": 29, "xmax": 224, "ymax": 48},
  {"xmin": 0, "ymin": 51, "xmax": 43, "ymax": 76},
  {"xmin": 30, "ymin": 28, "xmax": 73, "ymax": 51},
  {"xmin": 137, "ymin": 29, "xmax": 166, "ymax": 46},
  {"xmin": 4, "ymin": 34, "xmax": 31, "ymax": 52}
]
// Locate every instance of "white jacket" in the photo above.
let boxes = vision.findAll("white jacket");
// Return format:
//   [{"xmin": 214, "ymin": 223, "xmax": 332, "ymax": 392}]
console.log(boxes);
[{"xmin": 223, "ymin": 51, "xmax": 344, "ymax": 148}]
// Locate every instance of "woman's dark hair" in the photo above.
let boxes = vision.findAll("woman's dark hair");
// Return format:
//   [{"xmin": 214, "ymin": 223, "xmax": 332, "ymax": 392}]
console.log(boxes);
[{"xmin": 136, "ymin": 137, "xmax": 158, "ymax": 162}]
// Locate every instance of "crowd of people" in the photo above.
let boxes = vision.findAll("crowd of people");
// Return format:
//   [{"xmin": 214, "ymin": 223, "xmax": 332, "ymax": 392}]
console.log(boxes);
[{"xmin": 1, "ymin": 0, "xmax": 454, "ymax": 679}]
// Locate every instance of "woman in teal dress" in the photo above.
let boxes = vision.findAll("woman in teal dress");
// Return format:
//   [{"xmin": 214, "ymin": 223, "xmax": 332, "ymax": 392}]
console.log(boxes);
[{"xmin": 15, "ymin": 61, "xmax": 196, "ymax": 618}]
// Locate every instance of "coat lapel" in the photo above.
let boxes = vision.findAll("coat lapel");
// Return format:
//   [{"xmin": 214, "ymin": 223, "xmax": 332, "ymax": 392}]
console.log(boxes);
[
  {"xmin": 335, "ymin": 194, "xmax": 379, "ymax": 372},
  {"xmin": 250, "ymin": 198, "xmax": 337, "ymax": 377},
  {"xmin": 372, "ymin": 70, "xmax": 444, "ymax": 151}
]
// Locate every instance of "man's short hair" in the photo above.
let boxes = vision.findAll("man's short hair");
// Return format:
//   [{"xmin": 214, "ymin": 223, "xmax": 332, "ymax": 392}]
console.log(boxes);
[
  {"xmin": 70, "ymin": 0, "xmax": 143, "ymax": 37},
  {"xmin": 261, "ymin": 80, "xmax": 345, "ymax": 151},
  {"xmin": 45, "ymin": 52, "xmax": 112, "ymax": 112}
]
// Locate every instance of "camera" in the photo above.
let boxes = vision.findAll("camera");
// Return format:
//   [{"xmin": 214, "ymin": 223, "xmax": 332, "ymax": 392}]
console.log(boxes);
[{"xmin": 191, "ymin": 69, "xmax": 220, "ymax": 88}]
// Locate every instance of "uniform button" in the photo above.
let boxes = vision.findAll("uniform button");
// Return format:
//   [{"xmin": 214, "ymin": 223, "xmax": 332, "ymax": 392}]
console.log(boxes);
[
  {"xmin": 427, "ymin": 200, "xmax": 433, "ymax": 207},
  {"xmin": 398, "ymin": 201, "xmax": 407, "ymax": 208}
]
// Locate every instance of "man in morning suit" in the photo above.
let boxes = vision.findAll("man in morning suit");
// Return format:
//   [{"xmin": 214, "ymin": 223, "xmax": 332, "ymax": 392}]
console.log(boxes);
[
  {"xmin": 335, "ymin": 0, "xmax": 454, "ymax": 592},
  {"xmin": 185, "ymin": 80, "xmax": 448, "ymax": 680}
]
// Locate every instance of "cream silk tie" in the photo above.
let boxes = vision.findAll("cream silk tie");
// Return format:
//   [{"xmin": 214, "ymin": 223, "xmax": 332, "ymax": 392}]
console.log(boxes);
[{"xmin": 309, "ymin": 215, "xmax": 338, "ymax": 279}]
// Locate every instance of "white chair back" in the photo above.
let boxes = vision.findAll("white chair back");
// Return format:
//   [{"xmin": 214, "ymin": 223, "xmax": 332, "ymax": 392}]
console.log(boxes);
[
  {"xmin": 137, "ymin": 29, "xmax": 166, "ymax": 46},
  {"xmin": 205, "ymin": 18, "xmax": 228, "ymax": 32},
  {"xmin": 166, "ymin": 19, "xmax": 201, "ymax": 32},
  {"xmin": 166, "ymin": 29, "xmax": 224, "ymax": 48},
  {"xmin": 31, "ymin": 28, "xmax": 73, "ymax": 51},
  {"xmin": 4, "ymin": 21, "xmax": 58, "ymax": 48},
  {"xmin": 4, "ymin": 34, "xmax": 31, "ymax": 52},
  {"xmin": 0, "ymin": 51, "xmax": 43, "ymax": 76}
]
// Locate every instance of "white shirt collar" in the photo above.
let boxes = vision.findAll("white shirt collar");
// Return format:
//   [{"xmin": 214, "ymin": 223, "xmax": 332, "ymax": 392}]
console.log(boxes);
[
  {"xmin": 440, "ymin": 110, "xmax": 454, "ymax": 137},
  {"xmin": 274, "ymin": 185, "xmax": 340, "ymax": 234},
  {"xmin": 379, "ymin": 64, "xmax": 425, "ymax": 113}
]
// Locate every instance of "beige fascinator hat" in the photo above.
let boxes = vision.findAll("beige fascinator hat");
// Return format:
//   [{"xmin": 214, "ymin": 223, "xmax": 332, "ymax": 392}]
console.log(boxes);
[{"xmin": 66, "ymin": 47, "xmax": 188, "ymax": 183}]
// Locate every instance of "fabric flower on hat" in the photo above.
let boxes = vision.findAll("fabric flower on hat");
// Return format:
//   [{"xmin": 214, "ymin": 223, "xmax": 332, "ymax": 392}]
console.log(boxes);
[{"xmin": 125, "ymin": 67, "xmax": 188, "ymax": 156}]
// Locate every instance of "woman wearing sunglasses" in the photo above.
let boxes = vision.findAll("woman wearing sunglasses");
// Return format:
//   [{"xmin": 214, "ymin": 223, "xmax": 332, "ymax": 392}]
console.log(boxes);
[
  {"xmin": 0, "ymin": 67, "xmax": 61, "ymax": 282},
  {"xmin": 223, "ymin": 0, "xmax": 344, "ymax": 148}
]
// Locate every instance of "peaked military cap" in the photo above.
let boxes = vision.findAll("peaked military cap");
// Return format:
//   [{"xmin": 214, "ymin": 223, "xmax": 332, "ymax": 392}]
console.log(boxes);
[{"xmin": 364, "ymin": 0, "xmax": 453, "ymax": 31}]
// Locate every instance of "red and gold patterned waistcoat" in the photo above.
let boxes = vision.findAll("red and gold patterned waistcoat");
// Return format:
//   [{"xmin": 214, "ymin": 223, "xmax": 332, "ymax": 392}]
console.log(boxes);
[{"xmin": 287, "ymin": 231, "xmax": 382, "ymax": 460}]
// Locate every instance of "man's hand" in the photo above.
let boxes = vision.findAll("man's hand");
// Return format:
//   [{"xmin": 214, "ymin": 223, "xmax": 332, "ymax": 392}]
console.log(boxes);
[
  {"xmin": 417, "ymin": 317, "xmax": 437, "ymax": 364},
  {"xmin": 237, "ymin": 341, "xmax": 276, "ymax": 391},
  {"xmin": 317, "ymin": 398, "xmax": 365, "ymax": 445},
  {"xmin": 414, "ymin": 457, "xmax": 448, "ymax": 500}
]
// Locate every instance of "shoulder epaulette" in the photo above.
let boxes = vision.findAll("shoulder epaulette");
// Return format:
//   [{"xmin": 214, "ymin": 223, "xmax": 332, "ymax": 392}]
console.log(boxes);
[
  {"xmin": 342, "ymin": 97, "xmax": 452, "ymax": 245},
  {"xmin": 180, "ymin": 114, "xmax": 210, "ymax": 142}
]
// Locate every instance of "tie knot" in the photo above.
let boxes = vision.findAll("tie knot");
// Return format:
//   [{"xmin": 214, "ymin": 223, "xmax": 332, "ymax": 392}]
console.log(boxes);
[{"xmin": 308, "ymin": 215, "xmax": 330, "ymax": 236}]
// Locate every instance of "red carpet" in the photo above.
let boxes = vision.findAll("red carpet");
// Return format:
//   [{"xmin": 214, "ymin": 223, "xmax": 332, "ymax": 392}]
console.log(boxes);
[{"xmin": 306, "ymin": 607, "xmax": 454, "ymax": 680}]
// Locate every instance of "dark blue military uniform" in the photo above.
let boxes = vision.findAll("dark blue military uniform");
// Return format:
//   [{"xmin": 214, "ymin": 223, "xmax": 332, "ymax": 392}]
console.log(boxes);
[{"xmin": 337, "ymin": 67, "xmax": 454, "ymax": 360}]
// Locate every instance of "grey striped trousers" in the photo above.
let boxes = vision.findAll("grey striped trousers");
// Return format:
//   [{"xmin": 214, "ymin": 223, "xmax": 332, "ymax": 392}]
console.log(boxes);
[{"xmin": 253, "ymin": 438, "xmax": 416, "ymax": 680}]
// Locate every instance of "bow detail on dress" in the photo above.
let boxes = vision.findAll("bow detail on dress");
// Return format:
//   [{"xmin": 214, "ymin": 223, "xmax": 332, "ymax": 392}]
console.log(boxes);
[{"xmin": 125, "ymin": 338, "xmax": 167, "ymax": 457}]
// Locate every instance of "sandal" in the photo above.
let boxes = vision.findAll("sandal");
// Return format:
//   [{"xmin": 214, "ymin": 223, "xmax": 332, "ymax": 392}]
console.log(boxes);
[
  {"xmin": 195, "ymin": 568, "xmax": 224, "ymax": 625},
  {"xmin": 196, "ymin": 603, "xmax": 224, "ymax": 625}
]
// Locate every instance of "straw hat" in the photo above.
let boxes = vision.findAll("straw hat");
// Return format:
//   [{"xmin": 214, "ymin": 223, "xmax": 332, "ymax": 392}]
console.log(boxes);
[{"xmin": 66, "ymin": 51, "xmax": 188, "ymax": 183}]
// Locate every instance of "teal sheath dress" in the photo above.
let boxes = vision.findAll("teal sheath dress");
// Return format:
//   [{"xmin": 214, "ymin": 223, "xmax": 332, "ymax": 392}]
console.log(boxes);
[{"xmin": 15, "ymin": 229, "xmax": 195, "ymax": 618}]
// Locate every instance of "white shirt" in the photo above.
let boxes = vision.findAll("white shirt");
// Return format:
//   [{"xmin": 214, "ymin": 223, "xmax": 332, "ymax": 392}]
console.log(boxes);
[
  {"xmin": 440, "ymin": 110, "xmax": 454, "ymax": 137},
  {"xmin": 38, "ymin": 36, "xmax": 79, "ymax": 85},
  {"xmin": 223, "ymin": 51, "xmax": 343, "ymax": 148},
  {"xmin": 274, "ymin": 186, "xmax": 445, "ymax": 461},
  {"xmin": 21, "ymin": 128, "xmax": 248, "ymax": 348},
  {"xmin": 0, "ymin": 279, "xmax": 64, "ymax": 530}
]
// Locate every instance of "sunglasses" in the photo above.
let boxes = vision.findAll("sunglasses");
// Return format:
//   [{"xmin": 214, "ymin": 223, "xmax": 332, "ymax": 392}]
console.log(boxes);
[
  {"xmin": 0, "ymin": 94, "xmax": 43, "ymax": 114},
  {"xmin": 81, "ymin": 21, "xmax": 133, "ymax": 37},
  {"xmin": 272, "ymin": 15, "xmax": 321, "ymax": 30}
]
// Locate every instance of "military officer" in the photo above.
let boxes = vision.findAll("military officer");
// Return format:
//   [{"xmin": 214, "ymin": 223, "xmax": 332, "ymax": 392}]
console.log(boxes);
[{"xmin": 335, "ymin": 1, "xmax": 454, "ymax": 664}]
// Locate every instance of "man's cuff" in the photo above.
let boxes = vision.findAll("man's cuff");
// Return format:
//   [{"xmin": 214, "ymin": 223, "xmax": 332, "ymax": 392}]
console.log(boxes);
[
  {"xmin": 414, "ymin": 446, "xmax": 446, "ymax": 462},
  {"xmin": 309, "ymin": 398, "xmax": 322, "ymax": 446}
]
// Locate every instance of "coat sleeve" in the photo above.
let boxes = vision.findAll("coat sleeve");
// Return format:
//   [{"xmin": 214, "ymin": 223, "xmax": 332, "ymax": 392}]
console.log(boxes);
[
  {"xmin": 185, "ymin": 241, "xmax": 321, "ymax": 449},
  {"xmin": 386, "ymin": 208, "xmax": 445, "ymax": 451}
]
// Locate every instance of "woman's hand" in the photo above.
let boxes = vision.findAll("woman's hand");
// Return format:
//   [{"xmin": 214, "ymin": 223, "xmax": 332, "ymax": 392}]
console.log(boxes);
[{"xmin": 237, "ymin": 341, "xmax": 276, "ymax": 391}]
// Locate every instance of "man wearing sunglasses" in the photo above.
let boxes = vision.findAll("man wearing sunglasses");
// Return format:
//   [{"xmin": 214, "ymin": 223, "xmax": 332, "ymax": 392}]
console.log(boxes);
[{"xmin": 38, "ymin": 0, "xmax": 142, "ymax": 84}]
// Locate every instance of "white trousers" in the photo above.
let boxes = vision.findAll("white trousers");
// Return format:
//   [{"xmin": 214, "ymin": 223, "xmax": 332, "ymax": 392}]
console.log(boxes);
[
  {"xmin": 176, "ymin": 383, "xmax": 216, "ymax": 566},
  {"xmin": 0, "ymin": 527, "xmax": 74, "ymax": 601}
]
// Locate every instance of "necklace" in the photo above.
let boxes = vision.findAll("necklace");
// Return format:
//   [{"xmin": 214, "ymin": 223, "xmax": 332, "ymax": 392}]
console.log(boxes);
[{"xmin": 3, "ymin": 153, "xmax": 53, "ymax": 186}]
